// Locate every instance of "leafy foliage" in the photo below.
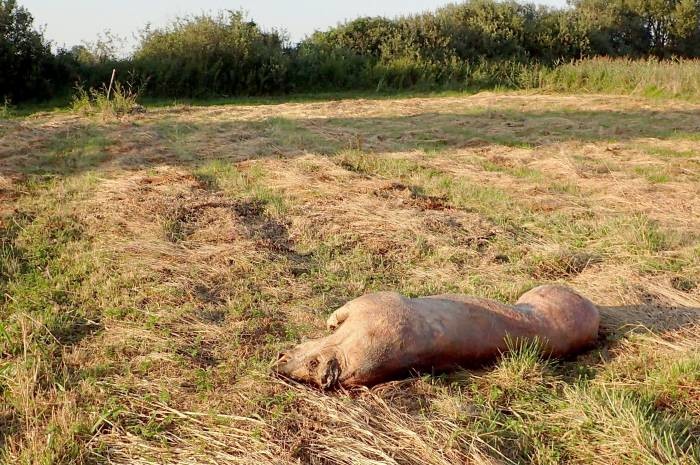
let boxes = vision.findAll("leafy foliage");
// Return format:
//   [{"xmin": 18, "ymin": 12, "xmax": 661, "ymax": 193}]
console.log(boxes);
[
  {"xmin": 0, "ymin": 0, "xmax": 56, "ymax": 101},
  {"xmin": 131, "ymin": 11, "xmax": 289, "ymax": 97},
  {"xmin": 3, "ymin": 0, "xmax": 700, "ymax": 102}
]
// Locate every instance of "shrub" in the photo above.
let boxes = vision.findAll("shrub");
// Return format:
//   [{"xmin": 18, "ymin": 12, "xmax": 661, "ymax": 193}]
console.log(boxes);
[
  {"xmin": 132, "ymin": 10, "xmax": 290, "ymax": 97},
  {"xmin": 0, "ymin": 0, "xmax": 56, "ymax": 101},
  {"xmin": 71, "ymin": 78, "xmax": 143, "ymax": 117},
  {"xmin": 5, "ymin": 0, "xmax": 700, "ymax": 102}
]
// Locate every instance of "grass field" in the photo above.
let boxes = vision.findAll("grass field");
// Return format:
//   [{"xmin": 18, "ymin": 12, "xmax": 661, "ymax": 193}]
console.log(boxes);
[{"xmin": 1, "ymin": 91, "xmax": 699, "ymax": 464}]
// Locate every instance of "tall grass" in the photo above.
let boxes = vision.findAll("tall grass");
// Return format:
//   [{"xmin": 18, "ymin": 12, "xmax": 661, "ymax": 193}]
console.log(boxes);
[
  {"xmin": 67, "ymin": 57, "xmax": 700, "ymax": 105},
  {"xmin": 0, "ymin": 97, "xmax": 13, "ymax": 118},
  {"xmin": 532, "ymin": 58, "xmax": 700, "ymax": 99},
  {"xmin": 70, "ymin": 80, "xmax": 142, "ymax": 117}
]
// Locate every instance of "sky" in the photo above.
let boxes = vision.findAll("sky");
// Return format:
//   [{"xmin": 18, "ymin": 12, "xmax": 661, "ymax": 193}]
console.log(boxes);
[{"xmin": 21, "ymin": 0, "xmax": 568, "ymax": 51}]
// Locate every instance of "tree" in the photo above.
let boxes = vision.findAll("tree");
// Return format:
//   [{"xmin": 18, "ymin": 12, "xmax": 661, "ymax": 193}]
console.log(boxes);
[
  {"xmin": 573, "ymin": 0, "xmax": 700, "ymax": 57},
  {"xmin": 668, "ymin": 0, "xmax": 700, "ymax": 55},
  {"xmin": 0, "ymin": 0, "xmax": 55, "ymax": 101}
]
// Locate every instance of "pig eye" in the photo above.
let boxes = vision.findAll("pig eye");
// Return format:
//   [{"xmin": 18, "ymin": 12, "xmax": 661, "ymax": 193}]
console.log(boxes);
[{"xmin": 307, "ymin": 358, "xmax": 319, "ymax": 370}]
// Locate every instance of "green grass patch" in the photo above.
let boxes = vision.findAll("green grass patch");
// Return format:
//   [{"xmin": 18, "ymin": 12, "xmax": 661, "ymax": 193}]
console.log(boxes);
[
  {"xmin": 29, "ymin": 126, "xmax": 111, "ymax": 175},
  {"xmin": 644, "ymin": 146, "xmax": 697, "ymax": 159},
  {"xmin": 634, "ymin": 165, "xmax": 671, "ymax": 183},
  {"xmin": 478, "ymin": 159, "xmax": 543, "ymax": 180}
]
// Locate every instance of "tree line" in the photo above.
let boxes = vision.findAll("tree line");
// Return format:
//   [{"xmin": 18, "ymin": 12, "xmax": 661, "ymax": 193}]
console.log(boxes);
[{"xmin": 2, "ymin": 0, "xmax": 699, "ymax": 103}]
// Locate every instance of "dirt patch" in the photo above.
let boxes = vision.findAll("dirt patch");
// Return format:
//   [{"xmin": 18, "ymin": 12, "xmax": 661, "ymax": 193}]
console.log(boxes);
[
  {"xmin": 233, "ymin": 199, "xmax": 295, "ymax": 253},
  {"xmin": 374, "ymin": 182, "xmax": 450, "ymax": 211},
  {"xmin": 531, "ymin": 250, "xmax": 603, "ymax": 280}
]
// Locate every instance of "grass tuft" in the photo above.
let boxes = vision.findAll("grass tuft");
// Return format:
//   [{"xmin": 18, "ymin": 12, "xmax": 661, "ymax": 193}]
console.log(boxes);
[{"xmin": 71, "ymin": 80, "xmax": 143, "ymax": 118}]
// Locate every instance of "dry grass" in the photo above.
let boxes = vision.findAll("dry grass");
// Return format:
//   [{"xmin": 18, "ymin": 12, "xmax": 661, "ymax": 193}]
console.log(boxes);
[{"xmin": 1, "ymin": 92, "xmax": 699, "ymax": 464}]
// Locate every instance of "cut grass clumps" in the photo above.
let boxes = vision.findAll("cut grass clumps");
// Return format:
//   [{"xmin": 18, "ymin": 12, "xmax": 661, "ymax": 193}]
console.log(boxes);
[
  {"xmin": 263, "ymin": 117, "xmax": 340, "ymax": 154},
  {"xmin": 624, "ymin": 214, "xmax": 679, "ymax": 254},
  {"xmin": 194, "ymin": 159, "xmax": 253, "ymax": 192},
  {"xmin": 644, "ymin": 146, "xmax": 697, "ymax": 159},
  {"xmin": 336, "ymin": 150, "xmax": 518, "ymax": 223},
  {"xmin": 0, "ymin": 189, "xmax": 104, "ymax": 464},
  {"xmin": 671, "ymin": 276, "xmax": 697, "ymax": 292},
  {"xmin": 336, "ymin": 150, "xmax": 420, "ymax": 178},
  {"xmin": 634, "ymin": 165, "xmax": 671, "ymax": 184},
  {"xmin": 478, "ymin": 159, "xmax": 543, "ymax": 180},
  {"xmin": 558, "ymin": 386, "xmax": 699, "ymax": 464},
  {"xmin": 193, "ymin": 161, "xmax": 287, "ymax": 216},
  {"xmin": 2, "ymin": 93, "xmax": 700, "ymax": 464},
  {"xmin": 0, "ymin": 212, "xmax": 91, "ymax": 352},
  {"xmin": 450, "ymin": 331, "xmax": 700, "ymax": 464},
  {"xmin": 37, "ymin": 126, "xmax": 111, "ymax": 175}
]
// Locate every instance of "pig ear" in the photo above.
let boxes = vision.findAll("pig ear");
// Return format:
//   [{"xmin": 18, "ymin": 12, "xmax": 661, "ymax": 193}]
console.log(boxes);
[{"xmin": 320, "ymin": 357, "xmax": 340, "ymax": 389}]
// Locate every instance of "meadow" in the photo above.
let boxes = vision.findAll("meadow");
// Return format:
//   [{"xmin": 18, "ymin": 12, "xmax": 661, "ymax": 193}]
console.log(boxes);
[{"xmin": 1, "ymin": 90, "xmax": 699, "ymax": 464}]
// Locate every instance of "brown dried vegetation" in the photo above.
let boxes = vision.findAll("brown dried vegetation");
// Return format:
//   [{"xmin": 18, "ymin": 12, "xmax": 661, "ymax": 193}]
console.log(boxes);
[{"xmin": 1, "ymin": 92, "xmax": 699, "ymax": 464}]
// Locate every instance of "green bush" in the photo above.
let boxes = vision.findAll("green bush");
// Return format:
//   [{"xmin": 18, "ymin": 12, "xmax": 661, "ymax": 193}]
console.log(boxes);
[
  {"xmin": 4, "ymin": 0, "xmax": 700, "ymax": 102},
  {"xmin": 287, "ymin": 40, "xmax": 373, "ymax": 91},
  {"xmin": 131, "ymin": 10, "xmax": 289, "ymax": 97},
  {"xmin": 0, "ymin": 0, "xmax": 56, "ymax": 101}
]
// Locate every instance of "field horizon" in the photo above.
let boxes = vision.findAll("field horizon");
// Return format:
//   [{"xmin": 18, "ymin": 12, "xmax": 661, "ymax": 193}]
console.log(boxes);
[{"xmin": 1, "ymin": 91, "xmax": 699, "ymax": 464}]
